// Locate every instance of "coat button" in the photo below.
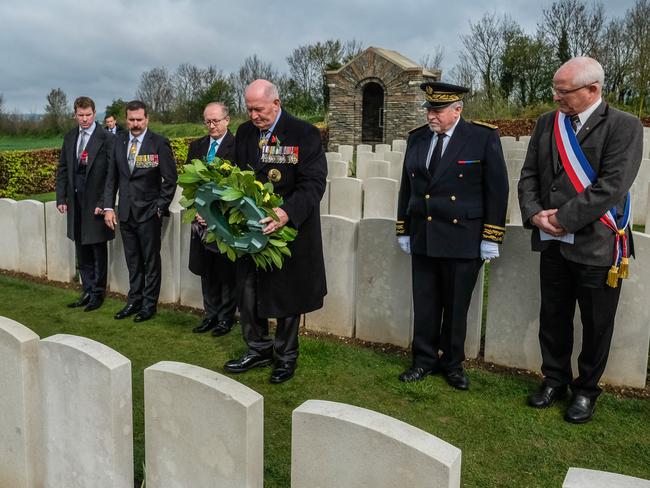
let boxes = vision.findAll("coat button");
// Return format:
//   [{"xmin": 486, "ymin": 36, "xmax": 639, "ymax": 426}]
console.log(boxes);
[
  {"xmin": 450, "ymin": 195, "xmax": 456, "ymax": 201},
  {"xmin": 427, "ymin": 216, "xmax": 432, "ymax": 222},
  {"xmin": 458, "ymin": 173, "xmax": 464, "ymax": 178},
  {"xmin": 551, "ymin": 186, "xmax": 557, "ymax": 192},
  {"xmin": 425, "ymin": 194, "xmax": 430, "ymax": 199},
  {"xmin": 452, "ymin": 218, "xmax": 458, "ymax": 224},
  {"xmin": 411, "ymin": 172, "xmax": 415, "ymax": 177}
]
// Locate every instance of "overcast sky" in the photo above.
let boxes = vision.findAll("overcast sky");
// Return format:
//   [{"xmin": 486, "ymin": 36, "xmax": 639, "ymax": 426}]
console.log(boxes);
[{"xmin": 0, "ymin": 0, "xmax": 638, "ymax": 114}]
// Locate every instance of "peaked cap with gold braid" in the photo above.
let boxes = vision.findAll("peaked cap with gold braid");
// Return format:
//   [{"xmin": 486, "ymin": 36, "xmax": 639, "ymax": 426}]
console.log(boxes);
[{"xmin": 420, "ymin": 81, "xmax": 470, "ymax": 109}]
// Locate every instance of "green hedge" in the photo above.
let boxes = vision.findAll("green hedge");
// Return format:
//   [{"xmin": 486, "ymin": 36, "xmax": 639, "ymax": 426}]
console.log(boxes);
[{"xmin": 0, "ymin": 137, "xmax": 197, "ymax": 199}]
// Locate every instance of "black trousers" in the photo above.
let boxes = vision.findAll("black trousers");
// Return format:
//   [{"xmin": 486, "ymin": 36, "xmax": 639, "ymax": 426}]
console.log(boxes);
[
  {"xmin": 120, "ymin": 214, "xmax": 162, "ymax": 312},
  {"xmin": 539, "ymin": 244, "xmax": 622, "ymax": 397},
  {"xmin": 201, "ymin": 273, "xmax": 237, "ymax": 322},
  {"xmin": 411, "ymin": 254, "xmax": 483, "ymax": 372},
  {"xmin": 237, "ymin": 258, "xmax": 300, "ymax": 362},
  {"xmin": 73, "ymin": 194, "xmax": 108, "ymax": 299}
]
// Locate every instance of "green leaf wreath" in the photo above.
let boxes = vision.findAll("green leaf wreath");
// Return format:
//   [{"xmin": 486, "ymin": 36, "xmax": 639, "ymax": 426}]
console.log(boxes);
[{"xmin": 178, "ymin": 158, "xmax": 297, "ymax": 270}]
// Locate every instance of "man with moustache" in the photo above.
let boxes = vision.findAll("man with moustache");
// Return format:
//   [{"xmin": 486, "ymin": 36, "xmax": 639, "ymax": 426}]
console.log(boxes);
[
  {"xmin": 223, "ymin": 79, "xmax": 327, "ymax": 384},
  {"xmin": 56, "ymin": 96, "xmax": 114, "ymax": 311},
  {"xmin": 104, "ymin": 100, "xmax": 178, "ymax": 323},
  {"xmin": 519, "ymin": 57, "xmax": 643, "ymax": 423},
  {"xmin": 396, "ymin": 82, "xmax": 509, "ymax": 390},
  {"xmin": 186, "ymin": 102, "xmax": 238, "ymax": 337}
]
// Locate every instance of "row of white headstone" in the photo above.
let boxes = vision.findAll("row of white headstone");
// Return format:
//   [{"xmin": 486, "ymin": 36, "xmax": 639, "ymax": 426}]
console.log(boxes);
[
  {"xmin": 325, "ymin": 138, "xmax": 650, "ymax": 226},
  {"xmin": 3, "ymin": 316, "xmax": 648, "ymax": 487},
  {"xmin": 0, "ymin": 315, "xmax": 462, "ymax": 488},
  {"xmin": 0, "ymin": 198, "xmax": 648, "ymax": 389}
]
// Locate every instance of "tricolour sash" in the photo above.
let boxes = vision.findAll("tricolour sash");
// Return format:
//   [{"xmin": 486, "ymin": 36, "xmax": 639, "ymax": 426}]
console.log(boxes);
[{"xmin": 553, "ymin": 111, "xmax": 631, "ymax": 287}]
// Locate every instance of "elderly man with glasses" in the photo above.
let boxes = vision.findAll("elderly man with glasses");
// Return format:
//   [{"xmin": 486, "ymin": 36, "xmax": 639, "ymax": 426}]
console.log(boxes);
[
  {"xmin": 186, "ymin": 102, "xmax": 238, "ymax": 337},
  {"xmin": 519, "ymin": 56, "xmax": 643, "ymax": 423}
]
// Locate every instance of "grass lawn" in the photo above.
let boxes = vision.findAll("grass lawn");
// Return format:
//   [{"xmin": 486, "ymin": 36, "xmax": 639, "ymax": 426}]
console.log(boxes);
[
  {"xmin": 0, "ymin": 272, "xmax": 648, "ymax": 487},
  {"xmin": 0, "ymin": 135, "xmax": 63, "ymax": 151}
]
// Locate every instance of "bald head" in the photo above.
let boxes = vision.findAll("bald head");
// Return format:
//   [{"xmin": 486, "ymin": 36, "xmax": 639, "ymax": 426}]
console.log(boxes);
[
  {"xmin": 552, "ymin": 56, "xmax": 603, "ymax": 115},
  {"xmin": 245, "ymin": 79, "xmax": 281, "ymax": 130}
]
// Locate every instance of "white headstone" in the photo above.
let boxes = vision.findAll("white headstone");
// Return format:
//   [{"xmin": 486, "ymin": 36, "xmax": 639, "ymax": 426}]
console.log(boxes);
[
  {"xmin": 485, "ymin": 226, "xmax": 650, "ymax": 388},
  {"xmin": 631, "ymin": 159, "xmax": 650, "ymax": 225},
  {"xmin": 384, "ymin": 151, "xmax": 405, "ymax": 182},
  {"xmin": 16, "ymin": 200, "xmax": 46, "ymax": 277},
  {"xmin": 500, "ymin": 136, "xmax": 516, "ymax": 146},
  {"xmin": 0, "ymin": 317, "xmax": 41, "ymax": 488},
  {"xmin": 145, "ymin": 362, "xmax": 264, "ymax": 488},
  {"xmin": 507, "ymin": 178, "xmax": 522, "ymax": 225},
  {"xmin": 336, "ymin": 144, "xmax": 354, "ymax": 163},
  {"xmin": 374, "ymin": 143, "xmax": 392, "ymax": 161},
  {"xmin": 645, "ymin": 181, "xmax": 650, "ymax": 231},
  {"xmin": 325, "ymin": 151, "xmax": 343, "ymax": 163},
  {"xmin": 327, "ymin": 159, "xmax": 348, "ymax": 178},
  {"xmin": 355, "ymin": 218, "xmax": 412, "ymax": 347},
  {"xmin": 306, "ymin": 216, "xmax": 358, "ymax": 337},
  {"xmin": 170, "ymin": 185, "xmax": 183, "ymax": 213},
  {"xmin": 357, "ymin": 159, "xmax": 389, "ymax": 181},
  {"xmin": 39, "ymin": 334, "xmax": 133, "ymax": 488},
  {"xmin": 0, "ymin": 198, "xmax": 19, "ymax": 271},
  {"xmin": 108, "ymin": 209, "xmax": 130, "ymax": 297},
  {"xmin": 179, "ymin": 212, "xmax": 204, "ymax": 310},
  {"xmin": 329, "ymin": 177, "xmax": 363, "ymax": 221},
  {"xmin": 392, "ymin": 139, "xmax": 407, "ymax": 154},
  {"xmin": 363, "ymin": 177, "xmax": 398, "ymax": 219},
  {"xmin": 320, "ymin": 178, "xmax": 330, "ymax": 215},
  {"xmin": 45, "ymin": 201, "xmax": 75, "ymax": 283},
  {"xmin": 563, "ymin": 468, "xmax": 650, "ymax": 488},
  {"xmin": 356, "ymin": 144, "xmax": 372, "ymax": 153},
  {"xmin": 509, "ymin": 159, "xmax": 525, "ymax": 179},
  {"xmin": 291, "ymin": 400, "xmax": 461, "ymax": 488},
  {"xmin": 356, "ymin": 151, "xmax": 376, "ymax": 166},
  {"xmin": 507, "ymin": 148, "xmax": 528, "ymax": 161},
  {"xmin": 159, "ymin": 208, "xmax": 181, "ymax": 303},
  {"xmin": 464, "ymin": 266, "xmax": 484, "ymax": 359}
]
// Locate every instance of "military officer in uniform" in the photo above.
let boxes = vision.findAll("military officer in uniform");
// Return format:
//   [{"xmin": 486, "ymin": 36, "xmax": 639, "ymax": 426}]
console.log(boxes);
[{"xmin": 396, "ymin": 82, "xmax": 509, "ymax": 390}]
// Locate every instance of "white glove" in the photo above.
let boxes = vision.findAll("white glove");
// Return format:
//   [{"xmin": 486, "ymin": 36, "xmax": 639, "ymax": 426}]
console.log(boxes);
[
  {"xmin": 480, "ymin": 240, "xmax": 499, "ymax": 260},
  {"xmin": 397, "ymin": 236, "xmax": 411, "ymax": 254}
]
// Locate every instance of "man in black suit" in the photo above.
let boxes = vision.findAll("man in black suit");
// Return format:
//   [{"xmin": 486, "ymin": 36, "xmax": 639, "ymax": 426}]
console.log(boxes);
[
  {"xmin": 223, "ymin": 79, "xmax": 327, "ymax": 384},
  {"xmin": 396, "ymin": 82, "xmax": 509, "ymax": 390},
  {"xmin": 186, "ymin": 102, "xmax": 237, "ymax": 337},
  {"xmin": 519, "ymin": 57, "xmax": 643, "ymax": 423},
  {"xmin": 104, "ymin": 100, "xmax": 178, "ymax": 323},
  {"xmin": 56, "ymin": 96, "xmax": 115, "ymax": 311},
  {"xmin": 104, "ymin": 114, "xmax": 123, "ymax": 135}
]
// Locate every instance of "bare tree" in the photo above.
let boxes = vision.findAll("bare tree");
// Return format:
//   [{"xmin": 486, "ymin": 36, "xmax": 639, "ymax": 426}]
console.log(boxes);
[
  {"xmin": 625, "ymin": 0, "xmax": 650, "ymax": 114},
  {"xmin": 449, "ymin": 56, "xmax": 477, "ymax": 93},
  {"xmin": 231, "ymin": 55, "xmax": 280, "ymax": 112},
  {"xmin": 342, "ymin": 39, "xmax": 364, "ymax": 63},
  {"xmin": 460, "ymin": 12, "xmax": 518, "ymax": 103},
  {"xmin": 419, "ymin": 45, "xmax": 445, "ymax": 71},
  {"xmin": 599, "ymin": 18, "xmax": 636, "ymax": 102},
  {"xmin": 539, "ymin": 0, "xmax": 605, "ymax": 60},
  {"xmin": 136, "ymin": 66, "xmax": 175, "ymax": 120}
]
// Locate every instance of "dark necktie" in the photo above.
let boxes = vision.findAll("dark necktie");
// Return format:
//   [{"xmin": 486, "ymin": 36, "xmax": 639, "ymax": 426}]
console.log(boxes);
[
  {"xmin": 428, "ymin": 132, "xmax": 446, "ymax": 176},
  {"xmin": 570, "ymin": 114, "xmax": 580, "ymax": 133}
]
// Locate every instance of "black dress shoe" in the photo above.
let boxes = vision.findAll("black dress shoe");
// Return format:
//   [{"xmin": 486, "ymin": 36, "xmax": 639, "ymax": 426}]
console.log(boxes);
[
  {"xmin": 133, "ymin": 309, "xmax": 155, "ymax": 323},
  {"xmin": 224, "ymin": 353, "xmax": 273, "ymax": 373},
  {"xmin": 114, "ymin": 304, "xmax": 141, "ymax": 320},
  {"xmin": 270, "ymin": 361, "xmax": 296, "ymax": 384},
  {"xmin": 84, "ymin": 298, "xmax": 104, "ymax": 312},
  {"xmin": 444, "ymin": 369, "xmax": 470, "ymax": 390},
  {"xmin": 528, "ymin": 384, "xmax": 567, "ymax": 408},
  {"xmin": 67, "ymin": 293, "xmax": 91, "ymax": 308},
  {"xmin": 398, "ymin": 367, "xmax": 437, "ymax": 383},
  {"xmin": 211, "ymin": 319, "xmax": 235, "ymax": 337},
  {"xmin": 564, "ymin": 394, "xmax": 596, "ymax": 424},
  {"xmin": 193, "ymin": 318, "xmax": 218, "ymax": 333}
]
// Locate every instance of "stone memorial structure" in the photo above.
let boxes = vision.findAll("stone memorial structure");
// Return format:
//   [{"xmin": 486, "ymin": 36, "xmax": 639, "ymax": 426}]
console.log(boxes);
[
  {"xmin": 291, "ymin": 400, "xmax": 461, "ymax": 488},
  {"xmin": 363, "ymin": 177, "xmax": 398, "ymax": 219},
  {"xmin": 0, "ymin": 198, "xmax": 19, "ymax": 271},
  {"xmin": 563, "ymin": 468, "xmax": 650, "ymax": 488},
  {"xmin": 44, "ymin": 201, "xmax": 75, "ymax": 283},
  {"xmin": 145, "ymin": 361, "xmax": 263, "ymax": 488},
  {"xmin": 329, "ymin": 177, "xmax": 363, "ymax": 221},
  {"xmin": 326, "ymin": 47, "xmax": 440, "ymax": 147},
  {"xmin": 178, "ymin": 210, "xmax": 204, "ymax": 310},
  {"xmin": 16, "ymin": 200, "xmax": 46, "ymax": 277}
]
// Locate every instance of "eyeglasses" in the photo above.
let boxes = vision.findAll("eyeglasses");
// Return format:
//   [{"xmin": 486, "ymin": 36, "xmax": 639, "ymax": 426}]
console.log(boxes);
[
  {"xmin": 551, "ymin": 82, "xmax": 597, "ymax": 97},
  {"xmin": 204, "ymin": 117, "xmax": 228, "ymax": 126}
]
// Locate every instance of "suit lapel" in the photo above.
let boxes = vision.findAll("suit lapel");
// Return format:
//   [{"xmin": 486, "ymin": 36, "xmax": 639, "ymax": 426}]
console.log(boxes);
[
  {"xmin": 66, "ymin": 131, "xmax": 77, "ymax": 166},
  {"xmin": 577, "ymin": 101, "xmax": 607, "ymax": 144},
  {"xmin": 83, "ymin": 129, "xmax": 103, "ymax": 173},
  {"xmin": 216, "ymin": 131, "xmax": 234, "ymax": 160}
]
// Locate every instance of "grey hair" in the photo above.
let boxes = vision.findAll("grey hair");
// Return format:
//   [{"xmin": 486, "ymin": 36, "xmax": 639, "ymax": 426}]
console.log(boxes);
[
  {"xmin": 563, "ymin": 56, "xmax": 605, "ymax": 86},
  {"xmin": 204, "ymin": 102, "xmax": 229, "ymax": 117},
  {"xmin": 450, "ymin": 100, "xmax": 464, "ymax": 110}
]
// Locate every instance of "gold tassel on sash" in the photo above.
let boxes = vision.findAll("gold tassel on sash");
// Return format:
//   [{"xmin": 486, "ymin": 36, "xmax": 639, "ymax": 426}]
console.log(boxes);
[
  {"xmin": 618, "ymin": 256, "xmax": 629, "ymax": 279},
  {"xmin": 607, "ymin": 266, "xmax": 619, "ymax": 288}
]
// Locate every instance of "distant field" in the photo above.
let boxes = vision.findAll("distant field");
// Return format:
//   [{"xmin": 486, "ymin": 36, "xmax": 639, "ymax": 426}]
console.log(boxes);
[{"xmin": 0, "ymin": 135, "xmax": 63, "ymax": 151}]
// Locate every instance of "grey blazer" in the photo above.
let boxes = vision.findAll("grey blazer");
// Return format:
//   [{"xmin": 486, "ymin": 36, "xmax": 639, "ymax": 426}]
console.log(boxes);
[{"xmin": 518, "ymin": 102, "xmax": 643, "ymax": 267}]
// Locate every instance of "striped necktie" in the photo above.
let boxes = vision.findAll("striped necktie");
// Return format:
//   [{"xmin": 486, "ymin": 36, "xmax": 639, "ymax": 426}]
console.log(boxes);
[{"xmin": 128, "ymin": 138, "xmax": 138, "ymax": 173}]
